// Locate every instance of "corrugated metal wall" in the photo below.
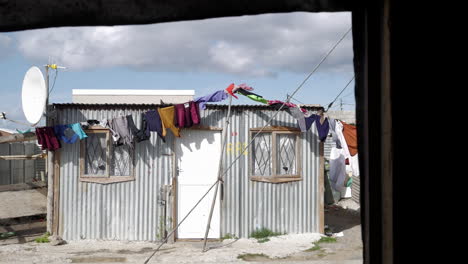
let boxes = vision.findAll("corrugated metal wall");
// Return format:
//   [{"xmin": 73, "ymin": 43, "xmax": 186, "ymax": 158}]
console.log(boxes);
[
  {"xmin": 352, "ymin": 176, "xmax": 360, "ymax": 204},
  {"xmin": 0, "ymin": 142, "xmax": 46, "ymax": 185},
  {"xmin": 55, "ymin": 105, "xmax": 321, "ymax": 241}
]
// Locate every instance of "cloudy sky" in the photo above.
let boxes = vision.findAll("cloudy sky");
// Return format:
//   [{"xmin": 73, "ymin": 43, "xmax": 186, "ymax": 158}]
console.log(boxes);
[{"xmin": 0, "ymin": 12, "xmax": 354, "ymax": 130}]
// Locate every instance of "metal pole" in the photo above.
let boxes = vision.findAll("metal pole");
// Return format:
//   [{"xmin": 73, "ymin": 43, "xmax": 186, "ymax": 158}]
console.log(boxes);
[
  {"xmin": 202, "ymin": 95, "xmax": 233, "ymax": 252},
  {"xmin": 44, "ymin": 65, "xmax": 54, "ymax": 234}
]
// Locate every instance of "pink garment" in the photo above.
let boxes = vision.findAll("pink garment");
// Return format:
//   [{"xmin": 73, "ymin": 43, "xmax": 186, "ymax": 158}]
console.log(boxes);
[
  {"xmin": 190, "ymin": 101, "xmax": 200, "ymax": 125},
  {"xmin": 238, "ymin": 83, "xmax": 253, "ymax": 91},
  {"xmin": 174, "ymin": 104, "xmax": 187, "ymax": 128},
  {"xmin": 232, "ymin": 83, "xmax": 254, "ymax": 93},
  {"xmin": 267, "ymin": 100, "xmax": 307, "ymax": 113},
  {"xmin": 175, "ymin": 101, "xmax": 200, "ymax": 128}
]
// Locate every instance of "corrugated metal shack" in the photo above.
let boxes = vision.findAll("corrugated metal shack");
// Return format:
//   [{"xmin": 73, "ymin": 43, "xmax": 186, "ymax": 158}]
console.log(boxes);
[{"xmin": 50, "ymin": 103, "xmax": 324, "ymax": 241}]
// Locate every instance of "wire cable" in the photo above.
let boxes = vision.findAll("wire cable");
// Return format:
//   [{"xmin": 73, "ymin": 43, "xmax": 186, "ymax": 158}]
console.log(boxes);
[
  {"xmin": 287, "ymin": 94, "xmax": 306, "ymax": 105},
  {"xmin": 48, "ymin": 69, "xmax": 59, "ymax": 96},
  {"xmin": 286, "ymin": 27, "xmax": 352, "ymax": 104},
  {"xmin": 142, "ymin": 179, "xmax": 219, "ymax": 264},
  {"xmin": 325, "ymin": 76, "xmax": 355, "ymax": 112},
  {"xmin": 0, "ymin": 113, "xmax": 33, "ymax": 127},
  {"xmin": 144, "ymin": 96, "xmax": 235, "ymax": 264},
  {"xmin": 143, "ymin": 26, "xmax": 352, "ymax": 264}
]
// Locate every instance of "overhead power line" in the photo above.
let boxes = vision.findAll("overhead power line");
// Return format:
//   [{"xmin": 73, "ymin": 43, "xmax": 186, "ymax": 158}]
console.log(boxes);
[{"xmin": 325, "ymin": 76, "xmax": 355, "ymax": 112}]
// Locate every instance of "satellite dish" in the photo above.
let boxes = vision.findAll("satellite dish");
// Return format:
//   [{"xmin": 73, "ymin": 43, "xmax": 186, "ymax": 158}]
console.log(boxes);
[{"xmin": 21, "ymin": 66, "xmax": 47, "ymax": 126}]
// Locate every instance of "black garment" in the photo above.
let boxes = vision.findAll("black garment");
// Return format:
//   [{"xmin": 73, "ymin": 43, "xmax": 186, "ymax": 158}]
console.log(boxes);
[
  {"xmin": 145, "ymin": 110, "xmax": 165, "ymax": 143},
  {"xmin": 126, "ymin": 115, "xmax": 150, "ymax": 143},
  {"xmin": 87, "ymin": 119, "xmax": 100, "ymax": 126},
  {"xmin": 237, "ymin": 89, "xmax": 263, "ymax": 98},
  {"xmin": 269, "ymin": 103, "xmax": 290, "ymax": 111}
]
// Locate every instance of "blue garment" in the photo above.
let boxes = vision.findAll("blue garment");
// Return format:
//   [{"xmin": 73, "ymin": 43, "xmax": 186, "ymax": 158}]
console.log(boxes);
[
  {"xmin": 70, "ymin": 123, "xmax": 88, "ymax": 140},
  {"xmin": 145, "ymin": 110, "xmax": 165, "ymax": 143},
  {"xmin": 314, "ymin": 115, "xmax": 330, "ymax": 142},
  {"xmin": 54, "ymin": 125, "xmax": 79, "ymax": 144},
  {"xmin": 194, "ymin": 90, "xmax": 229, "ymax": 110},
  {"xmin": 305, "ymin": 114, "xmax": 316, "ymax": 131}
]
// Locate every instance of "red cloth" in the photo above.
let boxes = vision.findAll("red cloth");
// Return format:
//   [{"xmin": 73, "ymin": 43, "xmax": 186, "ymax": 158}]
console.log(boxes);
[
  {"xmin": 35, "ymin": 127, "xmax": 61, "ymax": 151},
  {"xmin": 190, "ymin": 101, "xmax": 200, "ymax": 125},
  {"xmin": 225, "ymin": 83, "xmax": 239, "ymax": 99},
  {"xmin": 174, "ymin": 104, "xmax": 187, "ymax": 128},
  {"xmin": 175, "ymin": 101, "xmax": 200, "ymax": 128}
]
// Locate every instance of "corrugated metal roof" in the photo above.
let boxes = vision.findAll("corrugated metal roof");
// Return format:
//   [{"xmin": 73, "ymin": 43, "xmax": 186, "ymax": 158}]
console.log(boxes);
[
  {"xmin": 72, "ymin": 89, "xmax": 195, "ymax": 96},
  {"xmin": 52, "ymin": 103, "xmax": 324, "ymax": 110}
]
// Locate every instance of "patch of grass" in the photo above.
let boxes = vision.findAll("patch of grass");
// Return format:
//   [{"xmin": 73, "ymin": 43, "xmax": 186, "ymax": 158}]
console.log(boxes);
[
  {"xmin": 35, "ymin": 232, "xmax": 50, "ymax": 243},
  {"xmin": 317, "ymin": 236, "xmax": 337, "ymax": 244},
  {"xmin": 237, "ymin": 253, "xmax": 269, "ymax": 261},
  {"xmin": 221, "ymin": 233, "xmax": 238, "ymax": 240},
  {"xmin": 257, "ymin": 238, "xmax": 270, "ymax": 243},
  {"xmin": 249, "ymin": 228, "xmax": 283, "ymax": 243},
  {"xmin": 306, "ymin": 244, "xmax": 321, "ymax": 251},
  {"xmin": 305, "ymin": 236, "xmax": 337, "ymax": 252}
]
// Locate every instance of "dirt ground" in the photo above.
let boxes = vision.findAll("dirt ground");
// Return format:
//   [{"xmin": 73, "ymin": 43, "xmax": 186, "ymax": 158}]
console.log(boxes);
[
  {"xmin": 0, "ymin": 215, "xmax": 47, "ymax": 246},
  {"xmin": 0, "ymin": 200, "xmax": 362, "ymax": 263}
]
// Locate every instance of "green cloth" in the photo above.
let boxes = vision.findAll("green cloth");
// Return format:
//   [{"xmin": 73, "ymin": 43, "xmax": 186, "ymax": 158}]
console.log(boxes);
[
  {"xmin": 346, "ymin": 177, "xmax": 353, "ymax": 187},
  {"xmin": 16, "ymin": 129, "xmax": 32, "ymax": 134},
  {"xmin": 245, "ymin": 94, "xmax": 268, "ymax": 104}
]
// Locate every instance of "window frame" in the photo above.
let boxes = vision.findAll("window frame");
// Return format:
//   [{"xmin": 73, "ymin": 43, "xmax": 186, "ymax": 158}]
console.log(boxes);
[
  {"xmin": 79, "ymin": 126, "xmax": 136, "ymax": 184},
  {"xmin": 249, "ymin": 126, "xmax": 302, "ymax": 183}
]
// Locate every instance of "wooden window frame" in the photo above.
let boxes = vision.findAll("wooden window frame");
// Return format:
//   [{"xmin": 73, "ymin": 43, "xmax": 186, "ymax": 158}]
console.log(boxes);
[
  {"xmin": 79, "ymin": 126, "xmax": 135, "ymax": 184},
  {"xmin": 249, "ymin": 126, "xmax": 302, "ymax": 183}
]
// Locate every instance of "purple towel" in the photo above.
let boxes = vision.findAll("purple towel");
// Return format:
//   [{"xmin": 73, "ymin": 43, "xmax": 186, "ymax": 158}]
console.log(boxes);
[{"xmin": 195, "ymin": 90, "xmax": 229, "ymax": 110}]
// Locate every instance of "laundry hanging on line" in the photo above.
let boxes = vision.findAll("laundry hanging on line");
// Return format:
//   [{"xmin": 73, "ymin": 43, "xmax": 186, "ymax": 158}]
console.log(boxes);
[
  {"xmin": 158, "ymin": 106, "xmax": 181, "ymax": 138},
  {"xmin": 237, "ymin": 89, "xmax": 268, "ymax": 104},
  {"xmin": 195, "ymin": 90, "xmax": 229, "ymax": 110},
  {"xmin": 35, "ymin": 127, "xmax": 61, "ymax": 151},
  {"xmin": 33, "ymin": 82, "xmax": 344, "ymax": 152},
  {"xmin": 174, "ymin": 101, "xmax": 200, "ymax": 128}
]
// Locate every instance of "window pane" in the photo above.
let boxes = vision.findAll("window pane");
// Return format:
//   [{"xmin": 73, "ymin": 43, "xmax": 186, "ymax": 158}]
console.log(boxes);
[
  {"xmin": 84, "ymin": 133, "xmax": 107, "ymax": 176},
  {"xmin": 276, "ymin": 134, "xmax": 297, "ymax": 175},
  {"xmin": 110, "ymin": 144, "xmax": 133, "ymax": 176},
  {"xmin": 252, "ymin": 133, "xmax": 272, "ymax": 176}
]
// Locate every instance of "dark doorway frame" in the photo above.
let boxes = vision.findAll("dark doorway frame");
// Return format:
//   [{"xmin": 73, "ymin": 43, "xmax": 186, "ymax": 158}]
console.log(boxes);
[{"xmin": 1, "ymin": 1, "xmax": 397, "ymax": 263}]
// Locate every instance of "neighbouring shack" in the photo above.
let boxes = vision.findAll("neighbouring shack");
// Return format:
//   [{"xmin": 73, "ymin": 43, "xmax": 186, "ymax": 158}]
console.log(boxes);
[
  {"xmin": 48, "ymin": 103, "xmax": 325, "ymax": 241},
  {"xmin": 0, "ymin": 129, "xmax": 46, "ymax": 186}
]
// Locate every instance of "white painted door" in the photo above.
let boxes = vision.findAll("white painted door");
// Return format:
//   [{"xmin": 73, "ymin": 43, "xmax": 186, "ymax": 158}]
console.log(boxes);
[{"xmin": 176, "ymin": 130, "xmax": 221, "ymax": 239}]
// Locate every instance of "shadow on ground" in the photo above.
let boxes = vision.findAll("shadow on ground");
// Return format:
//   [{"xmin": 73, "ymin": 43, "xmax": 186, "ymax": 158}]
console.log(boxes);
[
  {"xmin": 0, "ymin": 214, "xmax": 47, "ymax": 245},
  {"xmin": 325, "ymin": 205, "xmax": 361, "ymax": 233}
]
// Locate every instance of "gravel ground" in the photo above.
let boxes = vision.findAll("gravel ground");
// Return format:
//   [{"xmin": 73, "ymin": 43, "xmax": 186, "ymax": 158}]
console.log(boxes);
[{"xmin": 0, "ymin": 199, "xmax": 362, "ymax": 263}]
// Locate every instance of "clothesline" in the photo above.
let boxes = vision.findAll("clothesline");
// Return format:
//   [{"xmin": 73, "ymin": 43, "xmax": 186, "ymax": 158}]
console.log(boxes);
[{"xmin": 33, "ymin": 83, "xmax": 356, "ymax": 154}]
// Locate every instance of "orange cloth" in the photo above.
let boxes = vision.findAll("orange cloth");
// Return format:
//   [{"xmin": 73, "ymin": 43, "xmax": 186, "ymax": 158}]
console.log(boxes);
[
  {"xmin": 225, "ymin": 83, "xmax": 239, "ymax": 99},
  {"xmin": 158, "ymin": 106, "xmax": 181, "ymax": 137},
  {"xmin": 341, "ymin": 121, "xmax": 358, "ymax": 156}
]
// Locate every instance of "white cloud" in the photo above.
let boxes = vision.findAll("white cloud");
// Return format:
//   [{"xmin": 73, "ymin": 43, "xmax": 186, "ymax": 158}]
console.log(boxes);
[{"xmin": 15, "ymin": 12, "xmax": 352, "ymax": 77}]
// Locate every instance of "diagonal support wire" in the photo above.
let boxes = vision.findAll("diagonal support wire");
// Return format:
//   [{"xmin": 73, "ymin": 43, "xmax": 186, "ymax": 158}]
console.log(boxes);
[
  {"xmin": 143, "ymin": 95, "xmax": 234, "ymax": 263},
  {"xmin": 202, "ymin": 95, "xmax": 233, "ymax": 251},
  {"xmin": 143, "ymin": 26, "xmax": 352, "ymax": 264}
]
